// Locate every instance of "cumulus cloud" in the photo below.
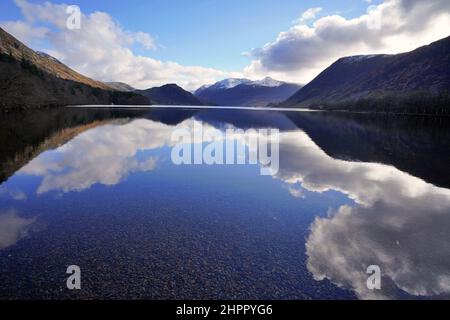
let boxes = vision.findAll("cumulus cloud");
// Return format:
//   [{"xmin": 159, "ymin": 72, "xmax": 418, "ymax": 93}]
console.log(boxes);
[
  {"xmin": 0, "ymin": 20, "xmax": 49, "ymax": 46},
  {"xmin": 0, "ymin": 0, "xmax": 239, "ymax": 90},
  {"xmin": 245, "ymin": 0, "xmax": 450, "ymax": 84},
  {"xmin": 2, "ymin": 0, "xmax": 448, "ymax": 88}
]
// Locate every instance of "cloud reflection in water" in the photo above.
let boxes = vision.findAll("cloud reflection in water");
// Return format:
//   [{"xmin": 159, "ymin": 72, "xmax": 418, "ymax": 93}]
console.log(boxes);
[
  {"xmin": 14, "ymin": 117, "xmax": 450, "ymax": 299},
  {"xmin": 0, "ymin": 210, "xmax": 35, "ymax": 250},
  {"xmin": 274, "ymin": 130, "xmax": 450, "ymax": 299}
]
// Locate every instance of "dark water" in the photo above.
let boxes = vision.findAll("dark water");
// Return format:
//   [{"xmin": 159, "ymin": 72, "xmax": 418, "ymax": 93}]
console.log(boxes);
[{"xmin": 0, "ymin": 107, "xmax": 450, "ymax": 300}]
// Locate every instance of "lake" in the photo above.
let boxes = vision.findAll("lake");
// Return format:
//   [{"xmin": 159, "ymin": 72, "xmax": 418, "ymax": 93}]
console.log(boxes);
[{"xmin": 0, "ymin": 107, "xmax": 450, "ymax": 300}]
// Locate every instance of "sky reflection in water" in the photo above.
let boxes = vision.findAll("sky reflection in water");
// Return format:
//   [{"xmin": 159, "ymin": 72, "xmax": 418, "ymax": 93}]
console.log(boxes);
[{"xmin": 0, "ymin": 109, "xmax": 449, "ymax": 300}]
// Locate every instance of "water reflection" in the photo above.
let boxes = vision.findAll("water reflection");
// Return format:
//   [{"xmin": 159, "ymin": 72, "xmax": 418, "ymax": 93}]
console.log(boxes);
[
  {"xmin": 0, "ymin": 210, "xmax": 35, "ymax": 249},
  {"xmin": 0, "ymin": 108, "xmax": 449, "ymax": 299},
  {"xmin": 0, "ymin": 186, "xmax": 27, "ymax": 201},
  {"xmin": 272, "ymin": 130, "xmax": 450, "ymax": 299},
  {"xmin": 19, "ymin": 120, "xmax": 168, "ymax": 194}
]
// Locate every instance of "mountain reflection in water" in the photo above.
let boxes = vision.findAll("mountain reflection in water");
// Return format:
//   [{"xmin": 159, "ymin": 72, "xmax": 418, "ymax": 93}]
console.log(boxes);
[{"xmin": 0, "ymin": 107, "xmax": 449, "ymax": 300}]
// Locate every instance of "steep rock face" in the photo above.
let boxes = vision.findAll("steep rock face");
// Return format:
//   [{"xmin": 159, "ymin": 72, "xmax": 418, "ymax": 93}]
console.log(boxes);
[
  {"xmin": 283, "ymin": 36, "xmax": 450, "ymax": 114},
  {"xmin": 137, "ymin": 84, "xmax": 204, "ymax": 106},
  {"xmin": 0, "ymin": 27, "xmax": 150, "ymax": 109},
  {"xmin": 195, "ymin": 77, "xmax": 301, "ymax": 107}
]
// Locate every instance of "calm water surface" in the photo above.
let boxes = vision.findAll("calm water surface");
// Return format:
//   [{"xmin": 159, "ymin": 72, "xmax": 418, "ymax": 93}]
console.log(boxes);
[{"xmin": 0, "ymin": 107, "xmax": 449, "ymax": 300}]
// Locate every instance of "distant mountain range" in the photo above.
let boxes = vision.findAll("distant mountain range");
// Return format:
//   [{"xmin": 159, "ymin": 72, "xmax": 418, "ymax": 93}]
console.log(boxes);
[
  {"xmin": 0, "ymin": 27, "xmax": 206, "ymax": 109},
  {"xmin": 1, "ymin": 25, "xmax": 449, "ymax": 114},
  {"xmin": 282, "ymin": 36, "xmax": 450, "ymax": 114},
  {"xmin": 194, "ymin": 77, "xmax": 302, "ymax": 107},
  {"xmin": 137, "ymin": 84, "xmax": 205, "ymax": 106},
  {"xmin": 0, "ymin": 27, "xmax": 150, "ymax": 109}
]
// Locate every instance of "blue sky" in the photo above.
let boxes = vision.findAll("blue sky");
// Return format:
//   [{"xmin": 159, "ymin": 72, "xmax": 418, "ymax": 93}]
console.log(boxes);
[
  {"xmin": 0, "ymin": 0, "xmax": 448, "ymax": 90},
  {"xmin": 0, "ymin": 0, "xmax": 376, "ymax": 71}
]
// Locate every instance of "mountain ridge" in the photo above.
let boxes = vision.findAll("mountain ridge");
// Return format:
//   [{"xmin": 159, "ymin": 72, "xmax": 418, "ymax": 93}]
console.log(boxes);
[
  {"xmin": 282, "ymin": 35, "xmax": 450, "ymax": 114},
  {"xmin": 195, "ymin": 77, "xmax": 302, "ymax": 107},
  {"xmin": 137, "ymin": 84, "xmax": 205, "ymax": 106}
]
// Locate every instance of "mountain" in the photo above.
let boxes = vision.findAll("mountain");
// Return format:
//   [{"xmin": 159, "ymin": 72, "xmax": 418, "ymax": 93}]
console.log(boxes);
[
  {"xmin": 0, "ymin": 27, "xmax": 150, "ymax": 109},
  {"xmin": 194, "ymin": 77, "xmax": 302, "ymax": 107},
  {"xmin": 196, "ymin": 78, "xmax": 253, "ymax": 94},
  {"xmin": 282, "ymin": 36, "xmax": 450, "ymax": 114},
  {"xmin": 137, "ymin": 84, "xmax": 205, "ymax": 106},
  {"xmin": 106, "ymin": 82, "xmax": 136, "ymax": 92}
]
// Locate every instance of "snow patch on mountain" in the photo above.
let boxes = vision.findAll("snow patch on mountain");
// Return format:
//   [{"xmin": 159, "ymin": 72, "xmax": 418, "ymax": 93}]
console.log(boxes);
[
  {"xmin": 215, "ymin": 78, "xmax": 253, "ymax": 89},
  {"xmin": 196, "ymin": 77, "xmax": 287, "ymax": 94},
  {"xmin": 252, "ymin": 77, "xmax": 284, "ymax": 87}
]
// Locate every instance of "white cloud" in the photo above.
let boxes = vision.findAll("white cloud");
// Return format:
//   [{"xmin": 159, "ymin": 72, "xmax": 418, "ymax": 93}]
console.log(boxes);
[
  {"xmin": 244, "ymin": 0, "xmax": 450, "ymax": 84},
  {"xmin": 132, "ymin": 31, "xmax": 156, "ymax": 50},
  {"xmin": 2, "ymin": 0, "xmax": 449, "ymax": 90},
  {"xmin": 0, "ymin": 20, "xmax": 49, "ymax": 46},
  {"xmin": 296, "ymin": 7, "xmax": 322, "ymax": 24},
  {"xmin": 287, "ymin": 185, "xmax": 305, "ymax": 198},
  {"xmin": 0, "ymin": 0, "xmax": 240, "ymax": 90}
]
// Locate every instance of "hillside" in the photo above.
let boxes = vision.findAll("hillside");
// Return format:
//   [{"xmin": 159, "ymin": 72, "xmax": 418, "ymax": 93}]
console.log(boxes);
[
  {"xmin": 282, "ymin": 36, "xmax": 450, "ymax": 114},
  {"xmin": 137, "ymin": 84, "xmax": 204, "ymax": 106},
  {"xmin": 106, "ymin": 82, "xmax": 136, "ymax": 92},
  {"xmin": 0, "ymin": 27, "xmax": 150, "ymax": 109}
]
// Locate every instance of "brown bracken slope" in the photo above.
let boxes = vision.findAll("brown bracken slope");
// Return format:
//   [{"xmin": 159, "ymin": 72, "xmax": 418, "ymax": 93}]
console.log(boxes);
[{"xmin": 0, "ymin": 27, "xmax": 150, "ymax": 109}]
